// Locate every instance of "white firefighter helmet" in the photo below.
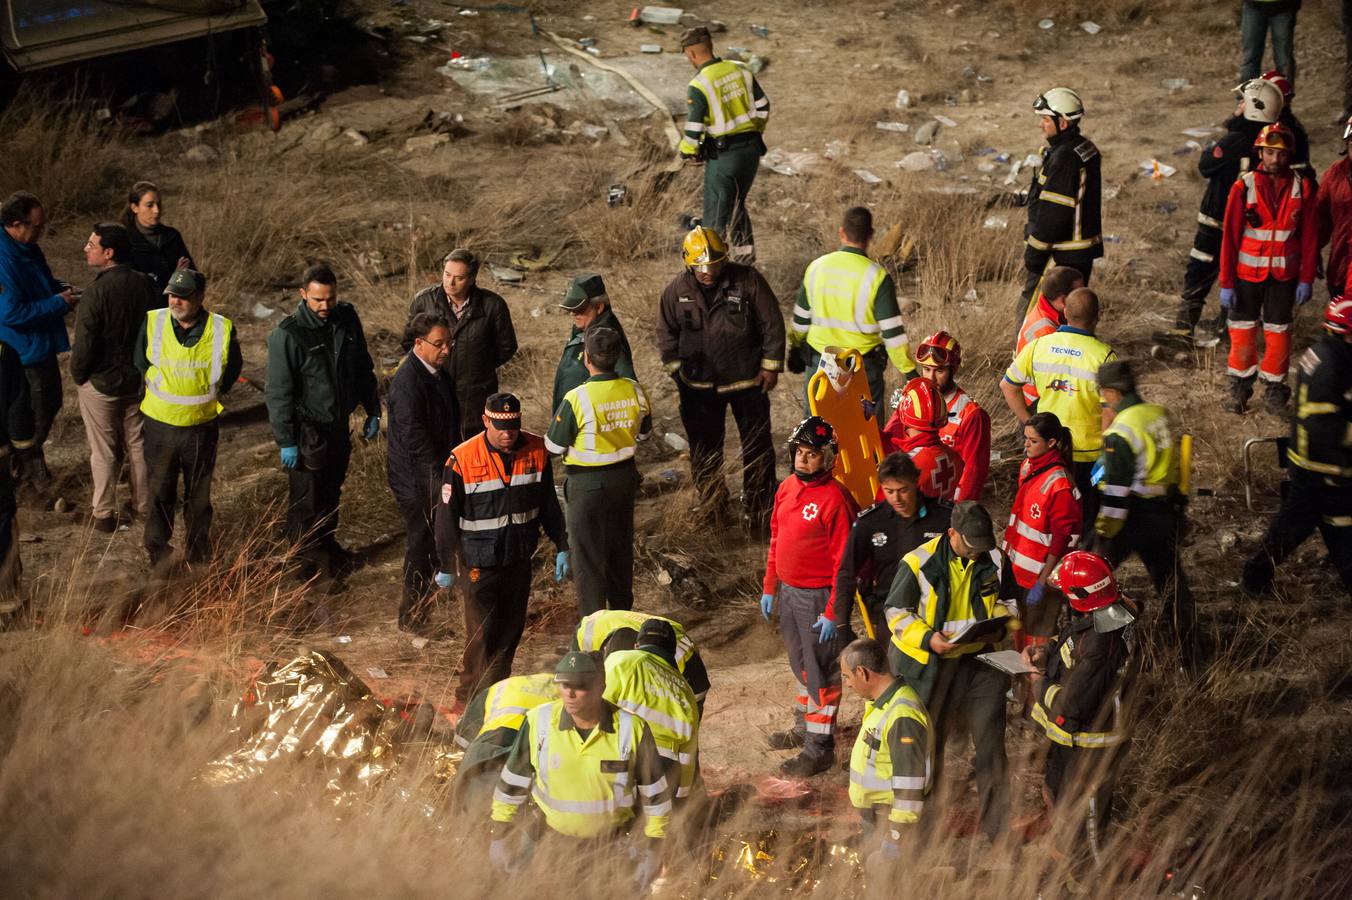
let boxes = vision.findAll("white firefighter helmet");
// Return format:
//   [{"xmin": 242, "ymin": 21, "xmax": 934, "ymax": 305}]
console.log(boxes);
[
  {"xmin": 1033, "ymin": 87, "xmax": 1084, "ymax": 122},
  {"xmin": 1237, "ymin": 78, "xmax": 1283, "ymax": 124}
]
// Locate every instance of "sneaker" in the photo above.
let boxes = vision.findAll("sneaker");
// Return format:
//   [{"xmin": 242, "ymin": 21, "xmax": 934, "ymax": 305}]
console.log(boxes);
[
  {"xmin": 767, "ymin": 728, "xmax": 806, "ymax": 750},
  {"xmin": 780, "ymin": 751, "xmax": 833, "ymax": 778}
]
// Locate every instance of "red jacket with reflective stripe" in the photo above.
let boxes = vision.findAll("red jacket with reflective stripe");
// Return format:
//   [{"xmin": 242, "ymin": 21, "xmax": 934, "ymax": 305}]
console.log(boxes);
[
  {"xmin": 763, "ymin": 472, "xmax": 858, "ymax": 621},
  {"xmin": 882, "ymin": 426, "xmax": 964, "ymax": 503},
  {"xmin": 1002, "ymin": 452, "xmax": 1081, "ymax": 589},
  {"xmin": 1220, "ymin": 169, "xmax": 1319, "ymax": 288},
  {"xmin": 939, "ymin": 387, "xmax": 990, "ymax": 502}
]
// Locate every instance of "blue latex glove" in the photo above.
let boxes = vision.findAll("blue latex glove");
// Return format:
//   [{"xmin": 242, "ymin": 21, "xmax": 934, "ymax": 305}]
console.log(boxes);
[
  {"xmin": 279, "ymin": 446, "xmax": 299, "ymax": 469},
  {"xmin": 1026, "ymin": 582, "xmax": 1046, "ymax": 608},
  {"xmin": 554, "ymin": 551, "xmax": 571, "ymax": 582},
  {"xmin": 435, "ymin": 571, "xmax": 455, "ymax": 590},
  {"xmin": 362, "ymin": 415, "xmax": 380, "ymax": 441},
  {"xmin": 760, "ymin": 592, "xmax": 775, "ymax": 621},
  {"xmin": 1296, "ymin": 282, "xmax": 1313, "ymax": 306},
  {"xmin": 634, "ymin": 847, "xmax": 662, "ymax": 893},
  {"xmin": 811, "ymin": 614, "xmax": 838, "ymax": 644},
  {"xmin": 489, "ymin": 838, "xmax": 514, "ymax": 874},
  {"xmin": 1219, "ymin": 287, "xmax": 1235, "ymax": 309}
]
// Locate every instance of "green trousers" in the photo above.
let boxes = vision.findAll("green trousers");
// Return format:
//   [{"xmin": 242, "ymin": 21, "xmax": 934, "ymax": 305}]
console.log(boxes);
[
  {"xmin": 564, "ymin": 462, "xmax": 639, "ymax": 617},
  {"xmin": 704, "ymin": 142, "xmax": 760, "ymax": 259}
]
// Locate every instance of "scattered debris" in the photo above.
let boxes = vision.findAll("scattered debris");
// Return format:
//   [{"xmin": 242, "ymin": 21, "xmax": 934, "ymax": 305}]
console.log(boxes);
[
  {"xmin": 637, "ymin": 6, "xmax": 684, "ymax": 25},
  {"xmin": 608, "ymin": 184, "xmax": 628, "ymax": 207},
  {"xmin": 1141, "ymin": 158, "xmax": 1178, "ymax": 179},
  {"xmin": 823, "ymin": 139, "xmax": 849, "ymax": 159},
  {"xmin": 897, "ymin": 151, "xmax": 935, "ymax": 172},
  {"xmin": 404, "ymin": 133, "xmax": 450, "ymax": 153},
  {"xmin": 1182, "ymin": 126, "xmax": 1220, "ymax": 139},
  {"xmin": 445, "ymin": 56, "xmax": 491, "ymax": 71},
  {"xmin": 853, "ymin": 169, "xmax": 883, "ymax": 185},
  {"xmin": 894, "ymin": 89, "xmax": 911, "ymax": 109},
  {"xmin": 934, "ymin": 114, "xmax": 957, "ymax": 128},
  {"xmin": 1156, "ymin": 201, "xmax": 1179, "ymax": 214},
  {"xmin": 750, "ymin": 24, "xmax": 769, "ymax": 37},
  {"xmin": 342, "ymin": 128, "xmax": 369, "ymax": 147},
  {"xmin": 747, "ymin": 55, "xmax": 767, "ymax": 74},
  {"xmin": 336, "ymin": 635, "xmax": 352, "ymax": 644},
  {"xmin": 1080, "ymin": 20, "xmax": 1101, "ymax": 34},
  {"xmin": 490, "ymin": 265, "xmax": 525, "ymax": 284},
  {"xmin": 251, "ymin": 302, "xmax": 274, "ymax": 319},
  {"xmin": 983, "ymin": 216, "xmax": 1009, "ymax": 229},
  {"xmin": 663, "ymin": 432, "xmax": 690, "ymax": 452},
  {"xmin": 410, "ymin": 636, "xmax": 429, "ymax": 650},
  {"xmin": 875, "ymin": 121, "xmax": 909, "ymax": 133},
  {"xmin": 640, "ymin": 43, "xmax": 662, "ymax": 53},
  {"xmin": 762, "ymin": 147, "xmax": 820, "ymax": 175},
  {"xmin": 913, "ymin": 120, "xmax": 939, "ymax": 145},
  {"xmin": 1038, "ymin": 18, "xmax": 1054, "ymax": 29},
  {"xmin": 366, "ymin": 666, "xmax": 389, "ymax": 679},
  {"xmin": 1161, "ymin": 77, "xmax": 1191, "ymax": 92},
  {"xmin": 963, "ymin": 288, "xmax": 979, "ymax": 302}
]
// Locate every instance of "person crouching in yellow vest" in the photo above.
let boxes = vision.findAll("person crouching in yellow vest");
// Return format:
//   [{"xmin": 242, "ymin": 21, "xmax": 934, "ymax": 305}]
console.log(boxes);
[
  {"xmin": 546, "ymin": 327, "xmax": 652, "ymax": 617},
  {"xmin": 133, "ymin": 269, "xmax": 241, "ymax": 576},
  {"xmin": 839, "ymin": 638, "xmax": 932, "ymax": 873}
]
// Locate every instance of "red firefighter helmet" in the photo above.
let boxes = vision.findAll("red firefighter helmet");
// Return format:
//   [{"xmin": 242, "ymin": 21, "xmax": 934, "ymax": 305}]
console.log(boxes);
[
  {"xmin": 896, "ymin": 376, "xmax": 946, "ymax": 432},
  {"xmin": 1049, "ymin": 551, "xmax": 1119, "ymax": 613},
  {"xmin": 1254, "ymin": 123, "xmax": 1294, "ymax": 153},
  {"xmin": 1261, "ymin": 70, "xmax": 1293, "ymax": 103},
  {"xmin": 1325, "ymin": 296, "xmax": 1352, "ymax": 335},
  {"xmin": 916, "ymin": 330, "xmax": 962, "ymax": 372}
]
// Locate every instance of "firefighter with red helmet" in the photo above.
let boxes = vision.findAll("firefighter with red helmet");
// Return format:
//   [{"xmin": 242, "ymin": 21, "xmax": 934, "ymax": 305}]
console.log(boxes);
[
  {"xmin": 1243, "ymin": 297, "xmax": 1352, "ymax": 595},
  {"xmin": 1024, "ymin": 551, "xmax": 1137, "ymax": 865},
  {"xmin": 881, "ymin": 377, "xmax": 964, "ymax": 503},
  {"xmin": 1219, "ymin": 122, "xmax": 1320, "ymax": 414},
  {"xmin": 760, "ymin": 416, "xmax": 859, "ymax": 777},
  {"xmin": 915, "ymin": 331, "xmax": 991, "ymax": 502}
]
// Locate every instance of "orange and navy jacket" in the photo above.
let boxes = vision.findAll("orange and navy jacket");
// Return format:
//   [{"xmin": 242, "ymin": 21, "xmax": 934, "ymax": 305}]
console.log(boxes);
[
  {"xmin": 436, "ymin": 430, "xmax": 567, "ymax": 569},
  {"xmin": 1219, "ymin": 168, "xmax": 1319, "ymax": 288}
]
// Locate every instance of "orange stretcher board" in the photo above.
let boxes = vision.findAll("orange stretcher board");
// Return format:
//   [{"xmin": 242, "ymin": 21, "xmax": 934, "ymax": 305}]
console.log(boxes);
[{"xmin": 807, "ymin": 347, "xmax": 887, "ymax": 639}]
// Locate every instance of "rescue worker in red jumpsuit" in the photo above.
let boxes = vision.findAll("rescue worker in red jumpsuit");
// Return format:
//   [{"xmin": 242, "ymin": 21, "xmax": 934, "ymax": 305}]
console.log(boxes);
[
  {"xmin": 1316, "ymin": 118, "xmax": 1352, "ymax": 300},
  {"xmin": 760, "ymin": 416, "xmax": 859, "ymax": 777},
  {"xmin": 1024, "ymin": 551, "xmax": 1136, "ymax": 868},
  {"xmin": 1004, "ymin": 412, "xmax": 1082, "ymax": 654},
  {"xmin": 1243, "ymin": 296, "xmax": 1352, "ymax": 595},
  {"xmin": 882, "ymin": 377, "xmax": 964, "ymax": 503},
  {"xmin": 915, "ymin": 331, "xmax": 990, "ymax": 502},
  {"xmin": 1219, "ymin": 122, "xmax": 1320, "ymax": 414}
]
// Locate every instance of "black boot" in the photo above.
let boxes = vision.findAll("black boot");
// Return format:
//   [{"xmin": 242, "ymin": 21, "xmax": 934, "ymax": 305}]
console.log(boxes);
[
  {"xmin": 1225, "ymin": 376, "xmax": 1254, "ymax": 414},
  {"xmin": 1262, "ymin": 381, "xmax": 1291, "ymax": 415}
]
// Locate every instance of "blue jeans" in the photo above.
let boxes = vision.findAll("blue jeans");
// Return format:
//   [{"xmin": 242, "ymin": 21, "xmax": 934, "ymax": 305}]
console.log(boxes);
[{"xmin": 1240, "ymin": 5, "xmax": 1296, "ymax": 82}]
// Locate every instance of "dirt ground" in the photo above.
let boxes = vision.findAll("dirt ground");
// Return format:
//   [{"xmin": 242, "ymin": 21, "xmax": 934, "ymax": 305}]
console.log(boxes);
[{"xmin": 5, "ymin": 0, "xmax": 1352, "ymax": 894}]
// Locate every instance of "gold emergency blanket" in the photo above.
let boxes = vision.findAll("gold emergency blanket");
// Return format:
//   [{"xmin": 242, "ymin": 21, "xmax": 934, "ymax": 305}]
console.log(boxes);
[
  {"xmin": 704, "ymin": 830, "xmax": 862, "ymax": 894},
  {"xmin": 201, "ymin": 649, "xmax": 460, "ymax": 795}
]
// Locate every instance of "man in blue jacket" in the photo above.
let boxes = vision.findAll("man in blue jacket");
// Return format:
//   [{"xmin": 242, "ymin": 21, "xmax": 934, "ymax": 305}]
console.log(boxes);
[{"xmin": 0, "ymin": 192, "xmax": 77, "ymax": 496}]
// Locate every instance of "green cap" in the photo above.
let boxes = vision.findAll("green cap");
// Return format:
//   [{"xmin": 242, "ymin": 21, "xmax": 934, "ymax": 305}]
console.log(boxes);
[
  {"xmin": 559, "ymin": 273, "xmax": 607, "ymax": 311},
  {"xmin": 164, "ymin": 268, "xmax": 205, "ymax": 298},
  {"xmin": 951, "ymin": 500, "xmax": 996, "ymax": 554},
  {"xmin": 554, "ymin": 650, "xmax": 601, "ymax": 684}
]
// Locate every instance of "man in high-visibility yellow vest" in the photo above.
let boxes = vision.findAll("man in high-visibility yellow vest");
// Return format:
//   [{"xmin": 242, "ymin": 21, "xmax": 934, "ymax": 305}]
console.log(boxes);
[
  {"xmin": 489, "ymin": 651, "xmax": 669, "ymax": 890},
  {"xmin": 788, "ymin": 206, "xmax": 916, "ymax": 411},
  {"xmin": 452, "ymin": 671, "xmax": 559, "ymax": 815},
  {"xmin": 572, "ymin": 609, "xmax": 711, "ymax": 710},
  {"xmin": 678, "ymin": 26, "xmax": 769, "ymax": 263},
  {"xmin": 883, "ymin": 501, "xmax": 1014, "ymax": 842},
  {"xmin": 134, "ymin": 269, "xmax": 241, "ymax": 574},
  {"xmin": 1000, "ymin": 287, "xmax": 1116, "ymax": 531},
  {"xmin": 603, "ymin": 618, "xmax": 701, "ymax": 804},
  {"xmin": 1093, "ymin": 360, "xmax": 1195, "ymax": 656},
  {"xmin": 839, "ymin": 638, "xmax": 932, "ymax": 869},
  {"xmin": 546, "ymin": 327, "xmax": 651, "ymax": 616}
]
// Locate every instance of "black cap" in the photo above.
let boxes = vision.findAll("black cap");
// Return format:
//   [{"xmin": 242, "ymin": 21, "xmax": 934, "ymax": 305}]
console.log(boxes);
[
  {"xmin": 636, "ymin": 618, "xmax": 677, "ymax": 655},
  {"xmin": 951, "ymin": 501, "xmax": 996, "ymax": 554},
  {"xmin": 680, "ymin": 26, "xmax": 711, "ymax": 48},
  {"xmin": 1098, "ymin": 360, "xmax": 1136, "ymax": 393},
  {"xmin": 484, "ymin": 392, "xmax": 522, "ymax": 430}
]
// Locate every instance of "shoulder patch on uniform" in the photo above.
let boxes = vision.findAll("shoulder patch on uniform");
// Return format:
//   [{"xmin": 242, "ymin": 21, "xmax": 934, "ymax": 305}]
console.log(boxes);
[{"xmin": 1074, "ymin": 139, "xmax": 1099, "ymax": 162}]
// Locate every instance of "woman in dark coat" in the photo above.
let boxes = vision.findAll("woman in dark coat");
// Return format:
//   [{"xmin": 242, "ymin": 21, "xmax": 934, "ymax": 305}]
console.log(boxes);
[{"xmin": 120, "ymin": 181, "xmax": 193, "ymax": 293}]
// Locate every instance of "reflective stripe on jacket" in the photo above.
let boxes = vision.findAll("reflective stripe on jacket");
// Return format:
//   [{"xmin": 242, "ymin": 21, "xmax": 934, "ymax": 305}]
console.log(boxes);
[
  {"xmin": 1003, "ymin": 456, "xmax": 1081, "ymax": 589},
  {"xmin": 603, "ymin": 649, "xmax": 700, "ymax": 798},
  {"xmin": 546, "ymin": 375, "xmax": 651, "ymax": 467},
  {"xmin": 847, "ymin": 680, "xmax": 932, "ymax": 828},
  {"xmin": 140, "ymin": 308, "xmax": 230, "ymax": 426},
  {"xmin": 1005, "ymin": 327, "xmax": 1115, "ymax": 462}
]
